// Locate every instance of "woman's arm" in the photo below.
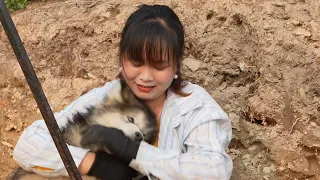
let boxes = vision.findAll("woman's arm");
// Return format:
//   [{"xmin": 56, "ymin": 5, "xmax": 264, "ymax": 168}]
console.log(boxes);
[
  {"xmin": 78, "ymin": 152, "xmax": 96, "ymax": 174},
  {"xmin": 12, "ymin": 80, "xmax": 118, "ymax": 177},
  {"xmin": 132, "ymin": 119, "xmax": 232, "ymax": 180}
]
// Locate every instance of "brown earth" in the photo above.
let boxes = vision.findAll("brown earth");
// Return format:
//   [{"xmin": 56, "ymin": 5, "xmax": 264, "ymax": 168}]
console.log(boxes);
[{"xmin": 1, "ymin": 0, "xmax": 320, "ymax": 179}]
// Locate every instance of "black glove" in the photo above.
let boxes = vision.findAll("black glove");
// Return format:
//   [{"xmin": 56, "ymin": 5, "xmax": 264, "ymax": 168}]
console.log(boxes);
[
  {"xmin": 81, "ymin": 125, "xmax": 140, "ymax": 164},
  {"xmin": 88, "ymin": 151, "xmax": 138, "ymax": 180}
]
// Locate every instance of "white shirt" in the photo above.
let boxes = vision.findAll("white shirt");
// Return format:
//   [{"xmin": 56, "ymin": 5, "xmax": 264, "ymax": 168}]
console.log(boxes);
[{"xmin": 13, "ymin": 80, "xmax": 233, "ymax": 179}]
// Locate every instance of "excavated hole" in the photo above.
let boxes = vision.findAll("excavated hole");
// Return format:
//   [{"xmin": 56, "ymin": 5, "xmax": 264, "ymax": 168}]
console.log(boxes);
[{"xmin": 242, "ymin": 109, "xmax": 277, "ymax": 126}]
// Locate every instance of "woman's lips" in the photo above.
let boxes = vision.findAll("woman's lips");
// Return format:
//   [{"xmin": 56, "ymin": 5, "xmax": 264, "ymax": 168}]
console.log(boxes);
[{"xmin": 137, "ymin": 84, "xmax": 155, "ymax": 93}]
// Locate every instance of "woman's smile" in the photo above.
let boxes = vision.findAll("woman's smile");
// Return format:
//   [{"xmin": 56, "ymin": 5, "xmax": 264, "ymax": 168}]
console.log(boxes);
[{"xmin": 136, "ymin": 84, "xmax": 156, "ymax": 93}]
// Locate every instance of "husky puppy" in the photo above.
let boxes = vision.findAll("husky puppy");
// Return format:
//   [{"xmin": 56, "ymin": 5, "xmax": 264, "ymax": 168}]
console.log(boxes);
[
  {"xmin": 61, "ymin": 79, "xmax": 157, "ymax": 152},
  {"xmin": 9, "ymin": 80, "xmax": 157, "ymax": 180}
]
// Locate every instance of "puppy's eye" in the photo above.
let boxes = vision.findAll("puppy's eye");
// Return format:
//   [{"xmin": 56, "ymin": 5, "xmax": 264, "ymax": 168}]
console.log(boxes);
[{"xmin": 127, "ymin": 117, "xmax": 134, "ymax": 123}]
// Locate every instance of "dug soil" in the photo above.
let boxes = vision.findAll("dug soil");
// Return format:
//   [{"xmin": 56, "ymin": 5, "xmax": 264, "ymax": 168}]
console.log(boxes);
[{"xmin": 1, "ymin": 0, "xmax": 320, "ymax": 179}]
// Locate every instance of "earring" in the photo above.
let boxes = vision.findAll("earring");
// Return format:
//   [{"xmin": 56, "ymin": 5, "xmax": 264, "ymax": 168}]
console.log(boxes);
[
  {"xmin": 119, "ymin": 67, "xmax": 122, "ymax": 72},
  {"xmin": 174, "ymin": 74, "xmax": 178, "ymax": 79}
]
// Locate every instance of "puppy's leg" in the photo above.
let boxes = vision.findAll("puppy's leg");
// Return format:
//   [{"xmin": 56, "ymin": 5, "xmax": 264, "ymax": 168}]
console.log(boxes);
[
  {"xmin": 8, "ymin": 167, "xmax": 96, "ymax": 180},
  {"xmin": 7, "ymin": 167, "xmax": 97, "ymax": 180}
]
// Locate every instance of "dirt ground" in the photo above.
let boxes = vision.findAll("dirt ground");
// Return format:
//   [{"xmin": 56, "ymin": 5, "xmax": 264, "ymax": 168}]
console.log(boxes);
[{"xmin": 0, "ymin": 0, "xmax": 320, "ymax": 179}]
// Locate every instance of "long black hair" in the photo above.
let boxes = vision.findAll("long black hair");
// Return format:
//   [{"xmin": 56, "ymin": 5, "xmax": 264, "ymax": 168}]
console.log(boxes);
[{"xmin": 119, "ymin": 4, "xmax": 190, "ymax": 96}]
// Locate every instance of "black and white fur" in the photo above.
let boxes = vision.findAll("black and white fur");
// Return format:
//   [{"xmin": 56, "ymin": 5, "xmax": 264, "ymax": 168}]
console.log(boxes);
[{"xmin": 61, "ymin": 79, "xmax": 157, "ymax": 152}]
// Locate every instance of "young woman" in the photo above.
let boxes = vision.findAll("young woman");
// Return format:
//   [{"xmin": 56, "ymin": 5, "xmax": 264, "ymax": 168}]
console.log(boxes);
[{"xmin": 13, "ymin": 4, "xmax": 233, "ymax": 180}]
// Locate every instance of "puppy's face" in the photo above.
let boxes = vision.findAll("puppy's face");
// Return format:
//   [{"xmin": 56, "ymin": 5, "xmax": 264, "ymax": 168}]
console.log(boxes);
[
  {"xmin": 121, "ymin": 107, "xmax": 157, "ymax": 144},
  {"xmin": 96, "ymin": 80, "xmax": 157, "ymax": 144},
  {"xmin": 92, "ymin": 106, "xmax": 157, "ymax": 144}
]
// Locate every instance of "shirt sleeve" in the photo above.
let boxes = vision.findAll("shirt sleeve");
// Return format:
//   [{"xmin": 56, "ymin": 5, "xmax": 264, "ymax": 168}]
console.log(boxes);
[
  {"xmin": 130, "ymin": 120, "xmax": 233, "ymax": 180},
  {"xmin": 12, "ymin": 81, "xmax": 116, "ymax": 177}
]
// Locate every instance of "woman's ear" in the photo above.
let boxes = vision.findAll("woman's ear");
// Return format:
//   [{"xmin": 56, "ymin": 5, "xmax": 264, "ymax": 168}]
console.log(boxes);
[{"xmin": 115, "ymin": 67, "xmax": 123, "ymax": 79}]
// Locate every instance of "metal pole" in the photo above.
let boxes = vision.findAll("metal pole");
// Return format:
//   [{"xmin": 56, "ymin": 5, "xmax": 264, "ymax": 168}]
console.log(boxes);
[{"xmin": 0, "ymin": 1, "xmax": 82, "ymax": 179}]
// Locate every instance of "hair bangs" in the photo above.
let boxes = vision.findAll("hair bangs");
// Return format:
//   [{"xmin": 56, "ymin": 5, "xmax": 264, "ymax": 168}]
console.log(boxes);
[{"xmin": 120, "ymin": 20, "xmax": 180, "ymax": 69}]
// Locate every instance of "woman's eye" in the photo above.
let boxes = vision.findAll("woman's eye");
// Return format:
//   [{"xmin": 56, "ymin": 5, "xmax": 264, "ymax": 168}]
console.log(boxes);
[
  {"xmin": 130, "ymin": 61, "xmax": 143, "ymax": 67},
  {"xmin": 127, "ymin": 117, "xmax": 134, "ymax": 123},
  {"xmin": 154, "ymin": 61, "xmax": 169, "ymax": 70},
  {"xmin": 155, "ymin": 65, "xmax": 169, "ymax": 70}
]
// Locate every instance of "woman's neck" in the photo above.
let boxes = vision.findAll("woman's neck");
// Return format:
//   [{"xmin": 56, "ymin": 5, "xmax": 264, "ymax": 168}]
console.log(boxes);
[{"xmin": 145, "ymin": 92, "xmax": 167, "ymax": 119}]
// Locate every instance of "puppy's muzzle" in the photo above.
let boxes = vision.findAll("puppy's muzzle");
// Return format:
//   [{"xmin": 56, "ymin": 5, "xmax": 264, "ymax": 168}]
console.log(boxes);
[{"xmin": 135, "ymin": 132, "xmax": 143, "ymax": 142}]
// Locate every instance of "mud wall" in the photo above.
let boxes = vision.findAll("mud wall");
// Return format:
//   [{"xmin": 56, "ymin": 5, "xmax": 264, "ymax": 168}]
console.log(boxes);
[{"xmin": 1, "ymin": 0, "xmax": 320, "ymax": 179}]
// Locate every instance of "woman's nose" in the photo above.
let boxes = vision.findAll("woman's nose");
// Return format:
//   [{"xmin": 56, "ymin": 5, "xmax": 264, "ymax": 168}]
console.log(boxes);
[{"xmin": 139, "ymin": 66, "xmax": 154, "ymax": 81}]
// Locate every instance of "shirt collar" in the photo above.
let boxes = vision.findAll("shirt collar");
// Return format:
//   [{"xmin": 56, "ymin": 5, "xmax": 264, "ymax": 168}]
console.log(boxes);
[{"xmin": 166, "ymin": 83, "xmax": 203, "ymax": 119}]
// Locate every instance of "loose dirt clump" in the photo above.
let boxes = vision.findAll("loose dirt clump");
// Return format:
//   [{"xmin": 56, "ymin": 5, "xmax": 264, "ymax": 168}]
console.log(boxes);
[{"xmin": 1, "ymin": 0, "xmax": 320, "ymax": 179}]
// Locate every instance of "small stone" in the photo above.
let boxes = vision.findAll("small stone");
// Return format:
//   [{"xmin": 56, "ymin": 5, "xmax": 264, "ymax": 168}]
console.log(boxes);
[
  {"xmin": 5, "ymin": 124, "xmax": 17, "ymax": 132},
  {"xmin": 263, "ymin": 23, "xmax": 277, "ymax": 31},
  {"xmin": 229, "ymin": 148, "xmax": 241, "ymax": 155},
  {"xmin": 310, "ymin": 21, "xmax": 320, "ymax": 41},
  {"xmin": 183, "ymin": 57, "xmax": 201, "ymax": 72},
  {"xmin": 272, "ymin": 2, "xmax": 286, "ymax": 7},
  {"xmin": 279, "ymin": 166, "xmax": 286, "ymax": 171},
  {"xmin": 2, "ymin": 141, "xmax": 14, "ymax": 148},
  {"xmin": 263, "ymin": 164, "xmax": 276, "ymax": 173},
  {"xmin": 288, "ymin": 0, "xmax": 298, "ymax": 4},
  {"xmin": 263, "ymin": 167, "xmax": 271, "ymax": 173},
  {"xmin": 248, "ymin": 145, "xmax": 257, "ymax": 151},
  {"xmin": 310, "ymin": 121, "xmax": 318, "ymax": 127},
  {"xmin": 291, "ymin": 20, "xmax": 301, "ymax": 26},
  {"xmin": 203, "ymin": 77, "xmax": 213, "ymax": 86},
  {"xmin": 293, "ymin": 28, "xmax": 311, "ymax": 37}
]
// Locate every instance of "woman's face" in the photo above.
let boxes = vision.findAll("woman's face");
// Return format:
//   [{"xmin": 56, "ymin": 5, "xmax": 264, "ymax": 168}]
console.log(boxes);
[{"xmin": 121, "ymin": 57, "xmax": 176, "ymax": 102}]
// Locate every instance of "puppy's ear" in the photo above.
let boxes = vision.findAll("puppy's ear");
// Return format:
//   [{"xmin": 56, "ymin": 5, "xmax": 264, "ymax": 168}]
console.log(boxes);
[
  {"xmin": 120, "ymin": 79, "xmax": 141, "ymax": 105},
  {"xmin": 103, "ymin": 81, "xmax": 124, "ymax": 106},
  {"xmin": 103, "ymin": 80, "xmax": 142, "ymax": 106}
]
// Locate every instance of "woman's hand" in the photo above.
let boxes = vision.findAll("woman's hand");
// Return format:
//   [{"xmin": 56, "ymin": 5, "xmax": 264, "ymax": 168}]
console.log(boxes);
[
  {"xmin": 80, "ymin": 125, "xmax": 140, "ymax": 164},
  {"xmin": 87, "ymin": 151, "xmax": 138, "ymax": 180}
]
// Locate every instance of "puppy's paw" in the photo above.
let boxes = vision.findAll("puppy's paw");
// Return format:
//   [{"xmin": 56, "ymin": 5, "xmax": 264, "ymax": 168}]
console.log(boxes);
[{"xmin": 80, "ymin": 125, "xmax": 106, "ymax": 146}]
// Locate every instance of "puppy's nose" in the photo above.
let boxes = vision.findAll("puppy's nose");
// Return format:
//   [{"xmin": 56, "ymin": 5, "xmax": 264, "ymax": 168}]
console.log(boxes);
[{"xmin": 135, "ymin": 132, "xmax": 143, "ymax": 142}]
